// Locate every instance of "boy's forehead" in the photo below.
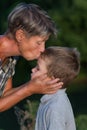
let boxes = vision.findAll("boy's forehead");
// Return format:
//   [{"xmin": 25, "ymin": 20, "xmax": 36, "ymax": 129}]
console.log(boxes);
[
  {"xmin": 37, "ymin": 57, "xmax": 43, "ymax": 64},
  {"xmin": 38, "ymin": 56, "xmax": 50, "ymax": 66},
  {"xmin": 37, "ymin": 57, "xmax": 46, "ymax": 65}
]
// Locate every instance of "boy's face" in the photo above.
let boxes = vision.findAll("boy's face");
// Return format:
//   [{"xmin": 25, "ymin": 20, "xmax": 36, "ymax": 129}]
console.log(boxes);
[{"xmin": 31, "ymin": 57, "xmax": 47, "ymax": 79}]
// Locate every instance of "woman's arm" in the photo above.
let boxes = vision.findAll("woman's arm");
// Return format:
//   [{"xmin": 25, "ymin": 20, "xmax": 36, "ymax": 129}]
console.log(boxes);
[{"xmin": 0, "ymin": 74, "xmax": 62, "ymax": 112}]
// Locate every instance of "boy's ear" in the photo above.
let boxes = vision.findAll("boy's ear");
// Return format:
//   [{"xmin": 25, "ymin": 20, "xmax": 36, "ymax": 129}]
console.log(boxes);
[{"xmin": 15, "ymin": 29, "xmax": 25, "ymax": 42}]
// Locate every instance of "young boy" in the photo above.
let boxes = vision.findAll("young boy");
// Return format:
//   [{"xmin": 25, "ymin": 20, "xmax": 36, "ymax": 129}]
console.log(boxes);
[{"xmin": 31, "ymin": 46, "xmax": 80, "ymax": 130}]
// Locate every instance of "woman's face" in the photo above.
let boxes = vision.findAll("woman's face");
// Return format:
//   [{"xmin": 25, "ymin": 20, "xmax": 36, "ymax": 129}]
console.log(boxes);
[{"xmin": 17, "ymin": 32, "xmax": 49, "ymax": 60}]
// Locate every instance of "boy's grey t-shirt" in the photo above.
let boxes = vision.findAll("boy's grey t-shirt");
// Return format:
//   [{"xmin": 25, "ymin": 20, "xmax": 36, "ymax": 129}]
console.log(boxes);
[{"xmin": 35, "ymin": 89, "xmax": 76, "ymax": 130}]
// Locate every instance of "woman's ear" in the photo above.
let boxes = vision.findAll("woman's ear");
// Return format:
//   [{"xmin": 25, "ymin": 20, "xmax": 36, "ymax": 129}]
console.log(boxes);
[{"xmin": 15, "ymin": 29, "xmax": 25, "ymax": 43}]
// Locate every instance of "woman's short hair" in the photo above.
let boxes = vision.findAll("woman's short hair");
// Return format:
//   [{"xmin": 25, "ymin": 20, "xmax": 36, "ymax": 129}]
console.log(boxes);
[{"xmin": 7, "ymin": 3, "xmax": 57, "ymax": 38}]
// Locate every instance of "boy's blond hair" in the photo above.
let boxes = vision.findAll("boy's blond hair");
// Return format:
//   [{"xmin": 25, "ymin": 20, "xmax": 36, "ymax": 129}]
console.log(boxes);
[{"xmin": 40, "ymin": 46, "xmax": 80, "ymax": 88}]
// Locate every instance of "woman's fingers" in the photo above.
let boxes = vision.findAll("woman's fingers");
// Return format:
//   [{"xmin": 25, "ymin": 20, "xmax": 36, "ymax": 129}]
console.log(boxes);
[{"xmin": 30, "ymin": 73, "xmax": 63, "ymax": 94}]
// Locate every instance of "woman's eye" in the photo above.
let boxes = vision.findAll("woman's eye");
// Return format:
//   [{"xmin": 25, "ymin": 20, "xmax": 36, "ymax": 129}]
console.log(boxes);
[{"xmin": 37, "ymin": 42, "xmax": 41, "ymax": 45}]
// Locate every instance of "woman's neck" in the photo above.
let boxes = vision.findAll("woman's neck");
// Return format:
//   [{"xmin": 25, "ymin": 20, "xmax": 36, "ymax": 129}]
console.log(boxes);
[{"xmin": 0, "ymin": 35, "xmax": 20, "ymax": 60}]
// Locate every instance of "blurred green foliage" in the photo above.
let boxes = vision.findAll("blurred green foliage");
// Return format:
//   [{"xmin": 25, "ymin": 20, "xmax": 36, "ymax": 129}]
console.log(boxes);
[
  {"xmin": 0, "ymin": 0, "xmax": 87, "ymax": 130},
  {"xmin": 76, "ymin": 114, "xmax": 87, "ymax": 130}
]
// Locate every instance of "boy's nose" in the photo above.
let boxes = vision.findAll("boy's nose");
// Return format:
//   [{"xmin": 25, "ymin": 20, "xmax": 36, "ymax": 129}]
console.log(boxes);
[
  {"xmin": 31, "ymin": 67, "xmax": 37, "ymax": 73},
  {"xmin": 31, "ymin": 68, "xmax": 35, "ymax": 73}
]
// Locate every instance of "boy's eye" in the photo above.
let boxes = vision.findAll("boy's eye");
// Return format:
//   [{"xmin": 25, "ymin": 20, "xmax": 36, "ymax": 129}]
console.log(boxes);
[{"xmin": 36, "ymin": 66, "xmax": 39, "ymax": 70}]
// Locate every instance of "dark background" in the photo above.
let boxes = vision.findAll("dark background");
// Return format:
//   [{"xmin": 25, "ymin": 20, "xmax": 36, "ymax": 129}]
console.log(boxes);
[{"xmin": 0, "ymin": 0, "xmax": 87, "ymax": 130}]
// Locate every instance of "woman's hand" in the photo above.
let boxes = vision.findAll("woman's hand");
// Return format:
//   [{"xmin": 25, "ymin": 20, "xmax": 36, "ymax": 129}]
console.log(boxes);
[{"xmin": 28, "ymin": 71, "xmax": 63, "ymax": 95}]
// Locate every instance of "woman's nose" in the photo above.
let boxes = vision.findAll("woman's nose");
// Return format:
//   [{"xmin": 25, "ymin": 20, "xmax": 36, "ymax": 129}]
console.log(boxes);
[{"xmin": 40, "ymin": 43, "xmax": 45, "ymax": 52}]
